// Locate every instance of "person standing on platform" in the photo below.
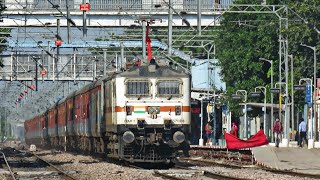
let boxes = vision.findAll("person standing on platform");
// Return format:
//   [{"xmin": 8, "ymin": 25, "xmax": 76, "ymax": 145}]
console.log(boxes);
[
  {"xmin": 273, "ymin": 118, "xmax": 282, "ymax": 147},
  {"xmin": 298, "ymin": 118, "xmax": 308, "ymax": 147},
  {"xmin": 230, "ymin": 122, "xmax": 238, "ymax": 137},
  {"xmin": 205, "ymin": 122, "xmax": 213, "ymax": 145}
]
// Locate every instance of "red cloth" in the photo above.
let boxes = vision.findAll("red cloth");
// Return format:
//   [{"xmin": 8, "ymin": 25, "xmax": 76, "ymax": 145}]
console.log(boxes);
[
  {"xmin": 146, "ymin": 22, "xmax": 152, "ymax": 60},
  {"xmin": 147, "ymin": 42, "xmax": 152, "ymax": 60},
  {"xmin": 224, "ymin": 129, "xmax": 268, "ymax": 149}
]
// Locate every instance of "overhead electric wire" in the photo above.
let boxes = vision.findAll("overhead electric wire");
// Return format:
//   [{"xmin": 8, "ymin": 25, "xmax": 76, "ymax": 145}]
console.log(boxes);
[
  {"xmin": 8, "ymin": 2, "xmax": 99, "ymax": 117},
  {"xmin": 11, "ymin": 0, "xmax": 114, "ymax": 79},
  {"xmin": 7, "ymin": 0, "xmax": 209, "ymax": 119},
  {"xmin": 45, "ymin": 0, "xmax": 82, "ymax": 32}
]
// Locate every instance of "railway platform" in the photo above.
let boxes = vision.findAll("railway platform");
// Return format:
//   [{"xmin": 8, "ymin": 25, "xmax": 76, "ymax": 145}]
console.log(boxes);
[{"xmin": 252, "ymin": 144, "xmax": 320, "ymax": 175}]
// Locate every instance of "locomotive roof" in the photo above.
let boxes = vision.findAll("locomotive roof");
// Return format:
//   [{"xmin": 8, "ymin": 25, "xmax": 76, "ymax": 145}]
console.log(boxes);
[
  {"xmin": 116, "ymin": 65, "xmax": 189, "ymax": 78},
  {"xmin": 56, "ymin": 65, "xmax": 189, "ymax": 105}
]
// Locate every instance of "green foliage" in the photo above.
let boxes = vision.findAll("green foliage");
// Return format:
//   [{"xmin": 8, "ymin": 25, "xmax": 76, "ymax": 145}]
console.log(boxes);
[
  {"xmin": 214, "ymin": 1, "xmax": 279, "ymax": 115},
  {"xmin": 214, "ymin": 0, "xmax": 320, "ymax": 116}
]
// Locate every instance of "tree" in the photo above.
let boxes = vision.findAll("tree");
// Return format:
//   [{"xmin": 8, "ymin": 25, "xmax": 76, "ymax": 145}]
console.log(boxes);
[
  {"xmin": 214, "ymin": 0, "xmax": 279, "ymax": 115},
  {"xmin": 214, "ymin": 0, "xmax": 320, "ymax": 115}
]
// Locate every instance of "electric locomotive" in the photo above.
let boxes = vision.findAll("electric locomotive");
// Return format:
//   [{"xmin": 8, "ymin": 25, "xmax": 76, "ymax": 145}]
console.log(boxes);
[
  {"xmin": 106, "ymin": 60, "xmax": 191, "ymax": 163},
  {"xmin": 24, "ymin": 59, "xmax": 191, "ymax": 164}
]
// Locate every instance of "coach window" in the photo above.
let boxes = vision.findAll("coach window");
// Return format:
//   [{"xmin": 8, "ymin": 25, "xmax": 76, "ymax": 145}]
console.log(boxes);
[
  {"xmin": 156, "ymin": 80, "xmax": 181, "ymax": 96},
  {"xmin": 125, "ymin": 80, "xmax": 150, "ymax": 96}
]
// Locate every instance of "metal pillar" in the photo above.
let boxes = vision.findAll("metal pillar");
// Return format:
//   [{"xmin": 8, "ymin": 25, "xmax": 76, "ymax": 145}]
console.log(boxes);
[
  {"xmin": 168, "ymin": 0, "xmax": 173, "ymax": 55},
  {"xmin": 103, "ymin": 50, "xmax": 107, "ymax": 75},
  {"xmin": 66, "ymin": 0, "xmax": 71, "ymax": 43},
  {"xmin": 284, "ymin": 38, "xmax": 289, "ymax": 142},
  {"xmin": 41, "ymin": 50, "xmax": 45, "ymax": 82},
  {"xmin": 142, "ymin": 21, "xmax": 146, "ymax": 59},
  {"xmin": 56, "ymin": 18, "xmax": 60, "ymax": 80},
  {"xmin": 197, "ymin": 0, "xmax": 201, "ymax": 35},
  {"xmin": 93, "ymin": 58, "xmax": 96, "ymax": 81},
  {"xmin": 315, "ymin": 49, "xmax": 318, "ymax": 142},
  {"xmin": 298, "ymin": 78, "xmax": 313, "ymax": 148},
  {"xmin": 120, "ymin": 42, "xmax": 125, "ymax": 70},
  {"xmin": 197, "ymin": 0, "xmax": 202, "ymax": 35},
  {"xmin": 236, "ymin": 90, "xmax": 248, "ymax": 138},
  {"xmin": 47, "ymin": 40, "xmax": 51, "ymax": 80},
  {"xmin": 278, "ymin": 15, "xmax": 289, "ymax": 147},
  {"xmin": 289, "ymin": 55, "xmax": 294, "ymax": 137},
  {"xmin": 199, "ymin": 99, "xmax": 204, "ymax": 146},
  {"xmin": 52, "ymin": 52, "xmax": 55, "ymax": 82},
  {"xmin": 300, "ymin": 44, "xmax": 317, "ymax": 147},
  {"xmin": 212, "ymin": 92, "xmax": 217, "ymax": 145},
  {"xmin": 82, "ymin": 0, "xmax": 87, "ymax": 36},
  {"xmin": 73, "ymin": 48, "xmax": 76, "ymax": 83}
]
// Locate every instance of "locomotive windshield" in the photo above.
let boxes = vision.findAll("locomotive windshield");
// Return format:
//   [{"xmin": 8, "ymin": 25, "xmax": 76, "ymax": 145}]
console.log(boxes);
[
  {"xmin": 157, "ymin": 80, "xmax": 181, "ymax": 95},
  {"xmin": 126, "ymin": 80, "xmax": 150, "ymax": 96}
]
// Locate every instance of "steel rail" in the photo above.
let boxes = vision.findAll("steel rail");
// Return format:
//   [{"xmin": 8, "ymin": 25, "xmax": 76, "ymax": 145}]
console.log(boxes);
[
  {"xmin": 33, "ymin": 153, "xmax": 77, "ymax": 180},
  {"xmin": 174, "ymin": 165, "xmax": 249, "ymax": 180},
  {"xmin": 0, "ymin": 151, "xmax": 16, "ymax": 180},
  {"xmin": 153, "ymin": 170, "xmax": 185, "ymax": 180},
  {"xmin": 258, "ymin": 166, "xmax": 320, "ymax": 179},
  {"xmin": 181, "ymin": 157, "xmax": 320, "ymax": 179},
  {"xmin": 179, "ymin": 157, "xmax": 254, "ymax": 169}
]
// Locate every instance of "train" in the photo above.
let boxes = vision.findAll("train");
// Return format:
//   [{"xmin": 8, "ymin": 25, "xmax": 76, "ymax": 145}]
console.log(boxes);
[{"xmin": 24, "ymin": 59, "xmax": 191, "ymax": 164}]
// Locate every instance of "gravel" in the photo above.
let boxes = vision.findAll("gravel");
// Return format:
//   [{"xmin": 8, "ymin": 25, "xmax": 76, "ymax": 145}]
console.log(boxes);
[
  {"xmin": 34, "ymin": 150, "xmax": 318, "ymax": 180},
  {"xmin": 35, "ymin": 151, "xmax": 164, "ymax": 180}
]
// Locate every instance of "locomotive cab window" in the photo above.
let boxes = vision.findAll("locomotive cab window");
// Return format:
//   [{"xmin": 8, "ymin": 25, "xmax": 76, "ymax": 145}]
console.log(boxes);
[
  {"xmin": 125, "ymin": 80, "xmax": 150, "ymax": 96},
  {"xmin": 156, "ymin": 80, "xmax": 181, "ymax": 96}
]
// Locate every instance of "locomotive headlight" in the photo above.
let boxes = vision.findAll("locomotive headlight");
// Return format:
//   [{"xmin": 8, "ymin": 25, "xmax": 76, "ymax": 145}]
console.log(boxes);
[
  {"xmin": 173, "ymin": 131, "xmax": 185, "ymax": 144},
  {"xmin": 175, "ymin": 106, "xmax": 181, "ymax": 115},
  {"xmin": 123, "ymin": 131, "xmax": 135, "ymax": 144}
]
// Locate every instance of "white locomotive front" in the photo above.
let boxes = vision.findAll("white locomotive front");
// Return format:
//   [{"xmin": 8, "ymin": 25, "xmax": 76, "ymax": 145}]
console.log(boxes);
[{"xmin": 105, "ymin": 61, "xmax": 191, "ymax": 163}]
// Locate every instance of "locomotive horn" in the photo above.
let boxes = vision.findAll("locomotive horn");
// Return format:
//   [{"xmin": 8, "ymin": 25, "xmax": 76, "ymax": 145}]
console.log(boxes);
[
  {"xmin": 173, "ymin": 131, "xmax": 185, "ymax": 144},
  {"xmin": 123, "ymin": 131, "xmax": 135, "ymax": 144}
]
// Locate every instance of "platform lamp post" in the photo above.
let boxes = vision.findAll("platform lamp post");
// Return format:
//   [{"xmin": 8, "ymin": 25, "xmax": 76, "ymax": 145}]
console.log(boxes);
[
  {"xmin": 259, "ymin": 58, "xmax": 273, "ymax": 137},
  {"xmin": 232, "ymin": 90, "xmax": 248, "ymax": 139},
  {"xmin": 250, "ymin": 86, "xmax": 267, "ymax": 136},
  {"xmin": 300, "ymin": 44, "xmax": 317, "ymax": 146},
  {"xmin": 298, "ymin": 78, "xmax": 314, "ymax": 149}
]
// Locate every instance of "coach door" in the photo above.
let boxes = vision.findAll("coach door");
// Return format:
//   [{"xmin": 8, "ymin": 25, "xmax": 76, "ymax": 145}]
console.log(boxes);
[{"xmin": 112, "ymin": 80, "xmax": 116, "ymax": 125}]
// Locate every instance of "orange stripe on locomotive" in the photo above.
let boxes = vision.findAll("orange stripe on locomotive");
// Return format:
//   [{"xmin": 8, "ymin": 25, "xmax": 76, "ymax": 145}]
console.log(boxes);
[{"xmin": 114, "ymin": 106, "xmax": 190, "ymax": 112}]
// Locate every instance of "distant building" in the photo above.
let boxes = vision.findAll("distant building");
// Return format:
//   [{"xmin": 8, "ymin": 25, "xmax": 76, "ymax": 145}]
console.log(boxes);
[{"xmin": 191, "ymin": 59, "xmax": 226, "ymax": 91}]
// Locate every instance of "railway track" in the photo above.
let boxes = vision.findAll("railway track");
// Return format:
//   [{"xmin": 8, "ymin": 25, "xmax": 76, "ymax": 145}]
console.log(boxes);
[
  {"xmin": 33, "ymin": 153, "xmax": 77, "ymax": 180},
  {"xmin": 121, "ymin": 156, "xmax": 248, "ymax": 179},
  {"xmin": 0, "ymin": 147, "xmax": 77, "ymax": 180},
  {"xmin": 179, "ymin": 157, "xmax": 320, "ymax": 179},
  {"xmin": 152, "ymin": 165, "xmax": 249, "ymax": 180},
  {"xmin": 179, "ymin": 157, "xmax": 255, "ymax": 169}
]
